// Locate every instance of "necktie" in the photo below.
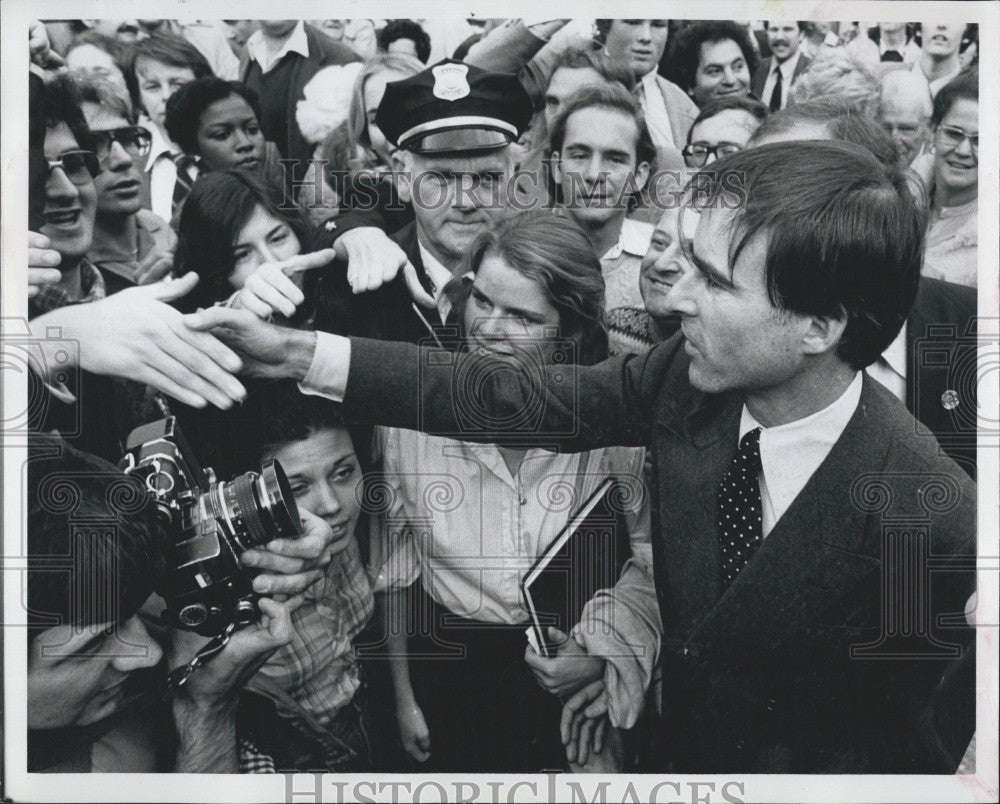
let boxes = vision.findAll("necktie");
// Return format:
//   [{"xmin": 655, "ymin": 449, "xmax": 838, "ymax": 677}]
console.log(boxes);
[
  {"xmin": 172, "ymin": 153, "xmax": 197, "ymax": 216},
  {"xmin": 768, "ymin": 68, "xmax": 783, "ymax": 112},
  {"xmin": 881, "ymin": 50, "xmax": 904, "ymax": 62},
  {"xmin": 718, "ymin": 427, "xmax": 763, "ymax": 589}
]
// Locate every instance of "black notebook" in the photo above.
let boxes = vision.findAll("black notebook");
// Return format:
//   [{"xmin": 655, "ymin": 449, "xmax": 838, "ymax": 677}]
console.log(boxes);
[{"xmin": 521, "ymin": 477, "xmax": 631, "ymax": 657}]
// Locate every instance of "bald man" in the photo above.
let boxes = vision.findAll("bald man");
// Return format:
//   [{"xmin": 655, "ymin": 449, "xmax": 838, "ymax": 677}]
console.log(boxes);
[{"xmin": 879, "ymin": 69, "xmax": 934, "ymax": 168}]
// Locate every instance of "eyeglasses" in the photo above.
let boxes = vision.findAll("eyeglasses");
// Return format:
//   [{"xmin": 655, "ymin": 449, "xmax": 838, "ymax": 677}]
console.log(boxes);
[
  {"xmin": 681, "ymin": 142, "xmax": 743, "ymax": 167},
  {"xmin": 91, "ymin": 126, "xmax": 153, "ymax": 165},
  {"xmin": 45, "ymin": 150, "xmax": 101, "ymax": 186},
  {"xmin": 937, "ymin": 125, "xmax": 978, "ymax": 153}
]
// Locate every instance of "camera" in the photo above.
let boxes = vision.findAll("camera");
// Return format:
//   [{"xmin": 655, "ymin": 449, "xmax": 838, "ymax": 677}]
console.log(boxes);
[{"xmin": 119, "ymin": 417, "xmax": 302, "ymax": 636}]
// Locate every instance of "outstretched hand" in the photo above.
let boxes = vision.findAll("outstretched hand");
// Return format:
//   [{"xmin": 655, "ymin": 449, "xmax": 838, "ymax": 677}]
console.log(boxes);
[
  {"xmin": 338, "ymin": 226, "xmax": 436, "ymax": 308},
  {"xmin": 232, "ymin": 248, "xmax": 336, "ymax": 319},
  {"xmin": 183, "ymin": 306, "xmax": 316, "ymax": 381},
  {"xmin": 28, "ymin": 272, "xmax": 246, "ymax": 409},
  {"xmin": 560, "ymin": 679, "xmax": 609, "ymax": 767}
]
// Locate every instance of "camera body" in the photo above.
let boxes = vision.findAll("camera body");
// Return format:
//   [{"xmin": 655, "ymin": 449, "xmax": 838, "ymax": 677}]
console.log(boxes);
[{"xmin": 120, "ymin": 417, "xmax": 301, "ymax": 636}]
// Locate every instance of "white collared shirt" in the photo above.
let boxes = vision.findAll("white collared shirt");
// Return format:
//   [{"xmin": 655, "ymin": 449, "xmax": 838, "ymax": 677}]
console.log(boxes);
[
  {"xmin": 141, "ymin": 116, "xmax": 190, "ymax": 225},
  {"xmin": 739, "ymin": 371, "xmax": 863, "ymax": 537},
  {"xmin": 638, "ymin": 70, "xmax": 676, "ymax": 150},
  {"xmin": 761, "ymin": 49, "xmax": 803, "ymax": 110},
  {"xmin": 245, "ymin": 21, "xmax": 310, "ymax": 74},
  {"xmin": 866, "ymin": 323, "xmax": 908, "ymax": 403}
]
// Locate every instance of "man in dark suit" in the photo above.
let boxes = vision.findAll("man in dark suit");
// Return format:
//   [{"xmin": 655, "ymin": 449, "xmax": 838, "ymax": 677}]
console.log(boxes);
[
  {"xmin": 309, "ymin": 60, "xmax": 534, "ymax": 346},
  {"xmin": 751, "ymin": 21, "xmax": 812, "ymax": 110},
  {"xmin": 188, "ymin": 140, "xmax": 976, "ymax": 774},
  {"xmin": 239, "ymin": 20, "xmax": 359, "ymax": 179}
]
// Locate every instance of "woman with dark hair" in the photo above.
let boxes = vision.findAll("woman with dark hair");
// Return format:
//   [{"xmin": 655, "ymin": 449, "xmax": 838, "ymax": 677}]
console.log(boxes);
[
  {"xmin": 923, "ymin": 70, "xmax": 978, "ymax": 287},
  {"xmin": 172, "ymin": 170, "xmax": 331, "ymax": 316},
  {"xmin": 164, "ymin": 77, "xmax": 284, "ymax": 194},
  {"xmin": 376, "ymin": 210, "xmax": 658, "ymax": 773}
]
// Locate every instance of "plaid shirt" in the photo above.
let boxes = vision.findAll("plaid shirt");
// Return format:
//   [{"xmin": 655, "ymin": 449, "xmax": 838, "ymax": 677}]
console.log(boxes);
[
  {"xmin": 29, "ymin": 258, "xmax": 106, "ymax": 316},
  {"xmin": 254, "ymin": 536, "xmax": 374, "ymax": 727}
]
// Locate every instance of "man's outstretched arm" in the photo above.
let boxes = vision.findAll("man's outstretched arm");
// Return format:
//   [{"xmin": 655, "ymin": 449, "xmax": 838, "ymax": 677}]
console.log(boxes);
[{"xmin": 184, "ymin": 308, "xmax": 678, "ymax": 450}]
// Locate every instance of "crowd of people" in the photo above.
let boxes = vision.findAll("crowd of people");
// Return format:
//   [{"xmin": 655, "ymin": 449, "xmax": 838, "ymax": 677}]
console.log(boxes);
[{"xmin": 22, "ymin": 16, "xmax": 980, "ymax": 778}]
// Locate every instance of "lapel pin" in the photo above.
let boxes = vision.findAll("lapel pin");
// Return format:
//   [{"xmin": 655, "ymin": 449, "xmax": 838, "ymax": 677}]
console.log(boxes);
[
  {"xmin": 941, "ymin": 390, "xmax": 960, "ymax": 410},
  {"xmin": 323, "ymin": 219, "xmax": 337, "ymax": 232}
]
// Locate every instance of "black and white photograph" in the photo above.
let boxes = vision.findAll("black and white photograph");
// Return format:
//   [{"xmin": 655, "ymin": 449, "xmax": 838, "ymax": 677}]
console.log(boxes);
[{"xmin": 1, "ymin": 2, "xmax": 997, "ymax": 802}]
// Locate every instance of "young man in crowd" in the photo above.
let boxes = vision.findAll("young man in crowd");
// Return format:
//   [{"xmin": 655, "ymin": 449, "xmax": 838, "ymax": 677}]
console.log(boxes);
[
  {"xmin": 751, "ymin": 20, "xmax": 812, "ymax": 111},
  {"xmin": 914, "ymin": 21, "xmax": 966, "ymax": 96},
  {"xmin": 547, "ymin": 84, "xmax": 655, "ymax": 321},
  {"xmin": 188, "ymin": 139, "xmax": 975, "ymax": 774},
  {"xmin": 76, "ymin": 76, "xmax": 176, "ymax": 294}
]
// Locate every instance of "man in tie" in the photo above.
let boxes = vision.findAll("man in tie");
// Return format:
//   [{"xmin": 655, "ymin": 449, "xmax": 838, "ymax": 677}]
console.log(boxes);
[
  {"xmin": 186, "ymin": 139, "xmax": 976, "ymax": 773},
  {"xmin": 307, "ymin": 59, "xmax": 533, "ymax": 346},
  {"xmin": 751, "ymin": 20, "xmax": 812, "ymax": 111}
]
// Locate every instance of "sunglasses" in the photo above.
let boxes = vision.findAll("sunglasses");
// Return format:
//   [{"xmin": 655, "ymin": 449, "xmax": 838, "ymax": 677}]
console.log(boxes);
[
  {"xmin": 91, "ymin": 126, "xmax": 153, "ymax": 165},
  {"xmin": 682, "ymin": 142, "xmax": 743, "ymax": 167},
  {"xmin": 45, "ymin": 150, "xmax": 101, "ymax": 185},
  {"xmin": 937, "ymin": 125, "xmax": 979, "ymax": 154}
]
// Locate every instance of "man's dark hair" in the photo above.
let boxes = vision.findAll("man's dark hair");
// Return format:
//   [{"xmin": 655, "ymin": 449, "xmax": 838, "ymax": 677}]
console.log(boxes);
[
  {"xmin": 125, "ymin": 32, "xmax": 214, "ymax": 115},
  {"xmin": 932, "ymin": 69, "xmax": 978, "ymax": 127},
  {"xmin": 683, "ymin": 140, "xmax": 925, "ymax": 370},
  {"xmin": 377, "ymin": 19, "xmax": 432, "ymax": 64},
  {"xmin": 748, "ymin": 98, "xmax": 900, "ymax": 166},
  {"xmin": 687, "ymin": 95, "xmax": 769, "ymax": 145},
  {"xmin": 547, "ymin": 83, "xmax": 657, "ymax": 208},
  {"xmin": 164, "ymin": 77, "xmax": 263, "ymax": 155},
  {"xmin": 28, "ymin": 435, "xmax": 163, "ymax": 640},
  {"xmin": 665, "ymin": 20, "xmax": 759, "ymax": 94},
  {"xmin": 37, "ymin": 74, "xmax": 94, "ymax": 152}
]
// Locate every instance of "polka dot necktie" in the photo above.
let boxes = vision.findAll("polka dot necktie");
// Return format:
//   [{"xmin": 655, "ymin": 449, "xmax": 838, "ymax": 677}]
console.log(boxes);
[{"xmin": 718, "ymin": 427, "xmax": 763, "ymax": 589}]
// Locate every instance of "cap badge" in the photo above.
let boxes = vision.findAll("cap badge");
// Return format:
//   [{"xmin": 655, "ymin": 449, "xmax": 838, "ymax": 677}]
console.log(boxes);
[{"xmin": 432, "ymin": 63, "xmax": 470, "ymax": 102}]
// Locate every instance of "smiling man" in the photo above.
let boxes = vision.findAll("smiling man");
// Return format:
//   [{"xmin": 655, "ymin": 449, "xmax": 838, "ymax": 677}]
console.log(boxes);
[
  {"xmin": 751, "ymin": 20, "xmax": 812, "ymax": 111},
  {"xmin": 190, "ymin": 139, "xmax": 975, "ymax": 773}
]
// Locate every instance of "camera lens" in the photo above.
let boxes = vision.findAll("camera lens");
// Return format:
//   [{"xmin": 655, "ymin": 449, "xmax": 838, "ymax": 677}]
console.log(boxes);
[{"xmin": 216, "ymin": 461, "xmax": 302, "ymax": 551}]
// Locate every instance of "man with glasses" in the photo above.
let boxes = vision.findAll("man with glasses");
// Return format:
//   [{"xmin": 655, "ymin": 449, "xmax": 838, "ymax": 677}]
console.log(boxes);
[
  {"xmin": 77, "ymin": 75, "xmax": 176, "ymax": 295},
  {"xmin": 30, "ymin": 75, "xmax": 103, "ymax": 318},
  {"xmin": 681, "ymin": 95, "xmax": 768, "ymax": 168}
]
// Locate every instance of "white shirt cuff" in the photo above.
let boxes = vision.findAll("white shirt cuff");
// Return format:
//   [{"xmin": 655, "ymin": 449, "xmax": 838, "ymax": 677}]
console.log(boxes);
[{"xmin": 298, "ymin": 330, "xmax": 351, "ymax": 402}]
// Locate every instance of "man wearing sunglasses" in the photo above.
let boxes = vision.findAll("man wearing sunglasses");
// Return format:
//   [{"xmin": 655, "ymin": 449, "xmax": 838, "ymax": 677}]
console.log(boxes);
[
  {"xmin": 77, "ymin": 75, "xmax": 176, "ymax": 294},
  {"xmin": 30, "ymin": 75, "xmax": 103, "ymax": 318}
]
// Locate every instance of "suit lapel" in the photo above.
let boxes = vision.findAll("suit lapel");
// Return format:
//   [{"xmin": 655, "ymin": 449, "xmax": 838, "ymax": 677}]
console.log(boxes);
[{"xmin": 691, "ymin": 379, "xmax": 887, "ymax": 652}]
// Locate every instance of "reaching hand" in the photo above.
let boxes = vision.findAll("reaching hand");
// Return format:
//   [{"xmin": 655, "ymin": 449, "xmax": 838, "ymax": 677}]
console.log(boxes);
[
  {"xmin": 397, "ymin": 700, "xmax": 431, "ymax": 763},
  {"xmin": 241, "ymin": 508, "xmax": 353, "ymax": 597},
  {"xmin": 29, "ymin": 273, "xmax": 247, "ymax": 409},
  {"xmin": 182, "ymin": 306, "xmax": 316, "ymax": 380},
  {"xmin": 231, "ymin": 249, "xmax": 335, "ymax": 320},
  {"xmin": 338, "ymin": 227, "xmax": 435, "ymax": 307},
  {"xmin": 524, "ymin": 627, "xmax": 605, "ymax": 698},
  {"xmin": 560, "ymin": 678, "xmax": 609, "ymax": 767},
  {"xmin": 28, "ymin": 231, "xmax": 62, "ymax": 298}
]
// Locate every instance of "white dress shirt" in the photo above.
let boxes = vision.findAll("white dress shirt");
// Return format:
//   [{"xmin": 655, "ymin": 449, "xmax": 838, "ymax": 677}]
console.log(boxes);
[
  {"xmin": 373, "ymin": 427, "xmax": 660, "ymax": 727},
  {"xmin": 141, "ymin": 116, "xmax": 193, "ymax": 225},
  {"xmin": 761, "ymin": 49, "xmax": 803, "ymax": 110},
  {"xmin": 245, "ymin": 21, "xmax": 310, "ymax": 74},
  {"xmin": 739, "ymin": 371, "xmax": 863, "ymax": 537}
]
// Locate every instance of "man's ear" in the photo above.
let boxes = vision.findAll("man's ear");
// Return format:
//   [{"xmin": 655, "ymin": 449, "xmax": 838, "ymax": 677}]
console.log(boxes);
[
  {"xmin": 393, "ymin": 150, "xmax": 413, "ymax": 204},
  {"xmin": 633, "ymin": 159, "xmax": 651, "ymax": 193},
  {"xmin": 801, "ymin": 307, "xmax": 849, "ymax": 356}
]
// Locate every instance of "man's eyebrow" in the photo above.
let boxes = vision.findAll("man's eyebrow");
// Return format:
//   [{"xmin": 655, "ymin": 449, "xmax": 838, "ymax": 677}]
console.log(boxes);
[{"xmin": 691, "ymin": 248, "xmax": 734, "ymax": 288}]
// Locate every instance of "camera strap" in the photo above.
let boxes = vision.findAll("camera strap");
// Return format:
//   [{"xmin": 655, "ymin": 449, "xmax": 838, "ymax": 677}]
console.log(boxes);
[{"xmin": 164, "ymin": 619, "xmax": 241, "ymax": 696}]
